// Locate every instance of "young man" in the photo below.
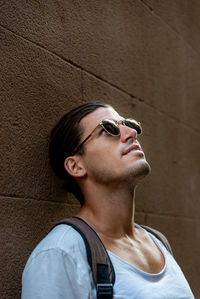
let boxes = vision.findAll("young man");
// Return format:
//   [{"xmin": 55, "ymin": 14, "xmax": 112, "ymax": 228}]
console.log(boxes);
[{"xmin": 22, "ymin": 102, "xmax": 194, "ymax": 298}]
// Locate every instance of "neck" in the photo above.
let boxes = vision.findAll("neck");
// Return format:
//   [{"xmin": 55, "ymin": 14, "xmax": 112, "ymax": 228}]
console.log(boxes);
[{"xmin": 76, "ymin": 182, "xmax": 137, "ymax": 238}]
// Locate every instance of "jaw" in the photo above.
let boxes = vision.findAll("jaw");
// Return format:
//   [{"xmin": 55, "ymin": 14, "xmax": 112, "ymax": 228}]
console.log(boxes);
[
  {"xmin": 83, "ymin": 150, "xmax": 151, "ymax": 188},
  {"xmin": 104, "ymin": 159, "xmax": 151, "ymax": 189},
  {"xmin": 121, "ymin": 158, "xmax": 151, "ymax": 186}
]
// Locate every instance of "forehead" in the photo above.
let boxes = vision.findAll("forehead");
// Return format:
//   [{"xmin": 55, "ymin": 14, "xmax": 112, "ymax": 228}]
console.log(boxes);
[{"xmin": 80, "ymin": 107, "xmax": 123, "ymax": 133}]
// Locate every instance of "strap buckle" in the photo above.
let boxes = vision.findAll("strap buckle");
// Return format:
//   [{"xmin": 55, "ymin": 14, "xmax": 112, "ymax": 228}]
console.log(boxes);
[{"xmin": 96, "ymin": 283, "xmax": 113, "ymax": 298}]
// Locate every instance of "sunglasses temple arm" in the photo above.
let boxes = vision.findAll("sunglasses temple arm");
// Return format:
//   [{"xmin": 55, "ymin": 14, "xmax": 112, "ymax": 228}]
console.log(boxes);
[
  {"xmin": 72, "ymin": 123, "xmax": 101, "ymax": 155},
  {"xmin": 72, "ymin": 133, "xmax": 93, "ymax": 155}
]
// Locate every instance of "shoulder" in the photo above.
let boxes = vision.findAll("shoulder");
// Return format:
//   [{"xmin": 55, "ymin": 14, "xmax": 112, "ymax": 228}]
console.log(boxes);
[
  {"xmin": 22, "ymin": 224, "xmax": 96, "ymax": 298},
  {"xmin": 25, "ymin": 224, "xmax": 87, "ymax": 269}
]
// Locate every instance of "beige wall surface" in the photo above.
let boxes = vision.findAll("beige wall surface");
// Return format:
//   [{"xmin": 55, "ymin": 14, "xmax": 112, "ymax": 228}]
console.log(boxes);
[{"xmin": 0, "ymin": 1, "xmax": 199, "ymax": 298}]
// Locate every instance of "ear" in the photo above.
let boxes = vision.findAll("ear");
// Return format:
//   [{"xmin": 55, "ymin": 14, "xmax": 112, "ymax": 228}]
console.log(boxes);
[{"xmin": 64, "ymin": 156, "xmax": 86, "ymax": 178}]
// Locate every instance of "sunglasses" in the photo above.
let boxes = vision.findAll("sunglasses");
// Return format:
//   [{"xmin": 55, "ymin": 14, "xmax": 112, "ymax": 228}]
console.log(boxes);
[{"xmin": 72, "ymin": 118, "xmax": 142, "ymax": 155}]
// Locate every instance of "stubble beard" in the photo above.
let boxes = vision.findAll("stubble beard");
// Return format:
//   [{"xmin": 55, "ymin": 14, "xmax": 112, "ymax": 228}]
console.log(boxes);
[
  {"xmin": 126, "ymin": 159, "xmax": 151, "ymax": 186},
  {"xmin": 88, "ymin": 159, "xmax": 151, "ymax": 188}
]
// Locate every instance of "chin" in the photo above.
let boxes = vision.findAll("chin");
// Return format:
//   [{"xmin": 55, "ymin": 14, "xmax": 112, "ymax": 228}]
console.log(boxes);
[
  {"xmin": 128, "ymin": 159, "xmax": 151, "ymax": 181},
  {"xmin": 138, "ymin": 161, "xmax": 151, "ymax": 178}
]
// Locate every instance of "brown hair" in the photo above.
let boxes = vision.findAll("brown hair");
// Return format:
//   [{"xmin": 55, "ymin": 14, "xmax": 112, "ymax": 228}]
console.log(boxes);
[{"xmin": 49, "ymin": 102, "xmax": 109, "ymax": 206}]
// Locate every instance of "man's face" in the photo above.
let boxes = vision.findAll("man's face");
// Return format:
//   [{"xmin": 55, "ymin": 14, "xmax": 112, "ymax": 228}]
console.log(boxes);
[{"xmin": 79, "ymin": 106, "xmax": 150, "ymax": 185}]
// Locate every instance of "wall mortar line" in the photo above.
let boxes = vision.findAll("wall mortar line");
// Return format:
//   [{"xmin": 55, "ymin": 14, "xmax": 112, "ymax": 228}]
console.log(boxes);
[
  {"xmin": 138, "ymin": 0, "xmax": 200, "ymax": 58},
  {"xmin": 81, "ymin": 71, "xmax": 200, "ymax": 135},
  {"xmin": 0, "ymin": 194, "xmax": 79, "ymax": 206},
  {"xmin": 1, "ymin": 24, "xmax": 200, "ymax": 135},
  {"xmin": 145, "ymin": 211, "xmax": 200, "ymax": 221}
]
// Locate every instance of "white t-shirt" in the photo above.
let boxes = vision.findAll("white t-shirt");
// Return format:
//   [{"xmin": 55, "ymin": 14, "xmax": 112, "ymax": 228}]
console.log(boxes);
[{"xmin": 22, "ymin": 224, "xmax": 194, "ymax": 299}]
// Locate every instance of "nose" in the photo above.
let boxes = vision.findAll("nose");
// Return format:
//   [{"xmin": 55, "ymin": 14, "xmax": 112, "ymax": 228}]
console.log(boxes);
[{"xmin": 119, "ymin": 124, "xmax": 137, "ymax": 143}]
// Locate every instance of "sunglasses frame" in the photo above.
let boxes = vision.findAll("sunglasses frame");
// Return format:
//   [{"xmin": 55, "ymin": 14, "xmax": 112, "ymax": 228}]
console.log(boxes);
[{"xmin": 71, "ymin": 118, "xmax": 142, "ymax": 156}]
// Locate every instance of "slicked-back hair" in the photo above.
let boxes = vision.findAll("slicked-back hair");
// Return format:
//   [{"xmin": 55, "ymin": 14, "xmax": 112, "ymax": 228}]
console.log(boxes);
[{"xmin": 49, "ymin": 102, "xmax": 109, "ymax": 206}]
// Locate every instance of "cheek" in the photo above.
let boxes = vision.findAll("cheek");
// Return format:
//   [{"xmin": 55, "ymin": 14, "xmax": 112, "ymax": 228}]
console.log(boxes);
[
  {"xmin": 86, "ymin": 139, "xmax": 116, "ymax": 158},
  {"xmin": 84, "ymin": 147, "xmax": 120, "ymax": 172},
  {"xmin": 84, "ymin": 137, "xmax": 122, "ymax": 167}
]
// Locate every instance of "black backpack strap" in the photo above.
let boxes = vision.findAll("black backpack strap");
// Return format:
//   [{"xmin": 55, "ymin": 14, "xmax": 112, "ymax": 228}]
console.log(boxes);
[
  {"xmin": 51, "ymin": 217, "xmax": 115, "ymax": 299},
  {"xmin": 141, "ymin": 225, "xmax": 173, "ymax": 255}
]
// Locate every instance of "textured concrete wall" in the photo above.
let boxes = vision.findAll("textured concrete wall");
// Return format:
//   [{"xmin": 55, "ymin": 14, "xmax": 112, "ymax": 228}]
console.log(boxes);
[{"xmin": 0, "ymin": 1, "xmax": 199, "ymax": 298}]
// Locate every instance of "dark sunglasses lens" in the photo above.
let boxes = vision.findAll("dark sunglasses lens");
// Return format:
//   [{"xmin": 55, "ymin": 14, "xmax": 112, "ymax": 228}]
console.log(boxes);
[
  {"xmin": 125, "ymin": 119, "xmax": 142, "ymax": 135},
  {"xmin": 102, "ymin": 120, "xmax": 120, "ymax": 135}
]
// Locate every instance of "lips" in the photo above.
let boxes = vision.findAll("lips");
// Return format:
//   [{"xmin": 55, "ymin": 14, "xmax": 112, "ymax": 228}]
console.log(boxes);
[{"xmin": 122, "ymin": 143, "xmax": 141, "ymax": 155}]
